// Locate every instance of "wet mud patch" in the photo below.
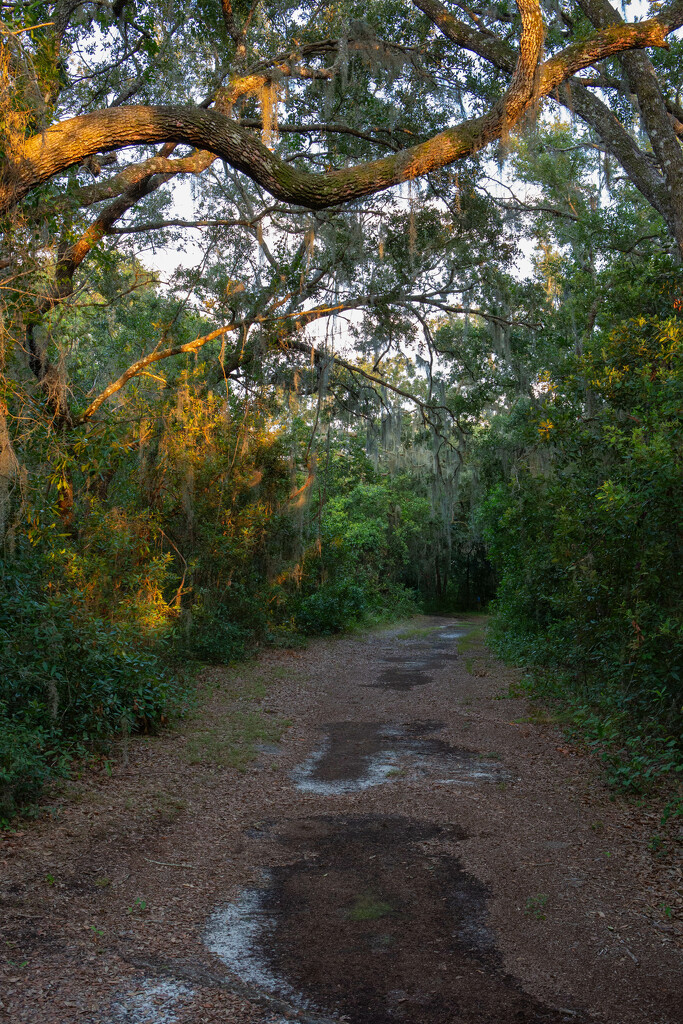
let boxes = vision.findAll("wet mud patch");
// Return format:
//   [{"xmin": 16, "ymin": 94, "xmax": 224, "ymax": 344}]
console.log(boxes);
[
  {"xmin": 370, "ymin": 625, "xmax": 465, "ymax": 690},
  {"xmin": 371, "ymin": 667, "xmax": 433, "ymax": 691},
  {"xmin": 291, "ymin": 722, "xmax": 508, "ymax": 794},
  {"xmin": 205, "ymin": 815, "xmax": 589, "ymax": 1023}
]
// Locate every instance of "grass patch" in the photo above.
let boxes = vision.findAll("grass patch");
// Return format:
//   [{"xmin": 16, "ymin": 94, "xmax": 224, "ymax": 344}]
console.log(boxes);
[
  {"xmin": 457, "ymin": 623, "xmax": 487, "ymax": 654},
  {"xmin": 181, "ymin": 660, "xmax": 291, "ymax": 770},
  {"xmin": 524, "ymin": 894, "xmax": 548, "ymax": 920},
  {"xmin": 150, "ymin": 790, "xmax": 187, "ymax": 821},
  {"xmin": 346, "ymin": 893, "xmax": 394, "ymax": 921},
  {"xmin": 395, "ymin": 624, "xmax": 444, "ymax": 639},
  {"xmin": 183, "ymin": 711, "xmax": 289, "ymax": 770}
]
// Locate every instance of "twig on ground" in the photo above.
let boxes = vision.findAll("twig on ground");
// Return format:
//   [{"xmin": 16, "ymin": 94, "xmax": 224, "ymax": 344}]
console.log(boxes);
[{"xmin": 143, "ymin": 857, "xmax": 195, "ymax": 869}]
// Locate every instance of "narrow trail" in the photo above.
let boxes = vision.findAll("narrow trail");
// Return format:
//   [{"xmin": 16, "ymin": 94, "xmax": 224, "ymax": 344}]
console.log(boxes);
[{"xmin": 1, "ymin": 617, "xmax": 681, "ymax": 1024}]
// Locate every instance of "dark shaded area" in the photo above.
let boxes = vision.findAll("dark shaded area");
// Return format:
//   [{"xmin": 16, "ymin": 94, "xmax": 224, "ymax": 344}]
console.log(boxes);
[
  {"xmin": 257, "ymin": 815, "xmax": 590, "ymax": 1023},
  {"xmin": 448, "ymin": 542, "xmax": 498, "ymax": 612}
]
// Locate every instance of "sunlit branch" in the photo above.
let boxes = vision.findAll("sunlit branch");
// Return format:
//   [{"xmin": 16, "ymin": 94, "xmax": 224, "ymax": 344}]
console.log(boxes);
[
  {"xmin": 4, "ymin": 0, "xmax": 674, "ymax": 215},
  {"xmin": 75, "ymin": 323, "xmax": 240, "ymax": 425}
]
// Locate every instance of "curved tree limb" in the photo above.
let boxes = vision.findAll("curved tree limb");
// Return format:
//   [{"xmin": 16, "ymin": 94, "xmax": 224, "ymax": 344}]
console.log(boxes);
[
  {"xmin": 74, "ymin": 322, "xmax": 239, "ymax": 425},
  {"xmin": 1, "ymin": 3, "xmax": 672, "ymax": 216},
  {"xmin": 416, "ymin": 0, "xmax": 682, "ymax": 250},
  {"xmin": 575, "ymin": 0, "xmax": 683, "ymax": 251}
]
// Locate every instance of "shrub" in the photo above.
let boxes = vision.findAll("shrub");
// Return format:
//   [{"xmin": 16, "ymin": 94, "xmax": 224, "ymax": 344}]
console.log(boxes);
[
  {"xmin": 0, "ymin": 718, "xmax": 53, "ymax": 820},
  {"xmin": 0, "ymin": 547, "xmax": 182, "ymax": 815},
  {"xmin": 477, "ymin": 316, "xmax": 683, "ymax": 785},
  {"xmin": 176, "ymin": 607, "xmax": 250, "ymax": 663}
]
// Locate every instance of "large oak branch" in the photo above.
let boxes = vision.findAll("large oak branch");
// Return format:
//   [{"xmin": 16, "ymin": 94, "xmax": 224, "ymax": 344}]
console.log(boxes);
[{"xmin": 0, "ymin": 5, "xmax": 670, "ymax": 215}]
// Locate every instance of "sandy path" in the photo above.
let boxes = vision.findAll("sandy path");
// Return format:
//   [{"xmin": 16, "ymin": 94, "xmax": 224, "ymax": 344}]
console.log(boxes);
[{"xmin": 1, "ymin": 616, "xmax": 681, "ymax": 1024}]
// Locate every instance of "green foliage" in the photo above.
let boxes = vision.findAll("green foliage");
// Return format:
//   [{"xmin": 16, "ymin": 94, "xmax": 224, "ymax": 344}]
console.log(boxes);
[
  {"xmin": 0, "ymin": 541, "xmax": 183, "ymax": 818},
  {"xmin": 293, "ymin": 575, "xmax": 373, "ymax": 633},
  {"xmin": 177, "ymin": 610, "xmax": 250, "ymax": 663},
  {"xmin": 0, "ymin": 719, "xmax": 52, "ymax": 819},
  {"xmin": 524, "ymin": 894, "xmax": 548, "ymax": 920},
  {"xmin": 346, "ymin": 894, "xmax": 394, "ymax": 921},
  {"xmin": 289, "ymin": 479, "xmax": 426, "ymax": 633},
  {"xmin": 477, "ymin": 315, "xmax": 683, "ymax": 787}
]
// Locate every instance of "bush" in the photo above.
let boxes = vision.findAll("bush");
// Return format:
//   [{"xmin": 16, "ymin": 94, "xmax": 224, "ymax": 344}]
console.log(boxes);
[
  {"xmin": 176, "ymin": 607, "xmax": 250, "ymax": 663},
  {"xmin": 477, "ymin": 316, "xmax": 683, "ymax": 785},
  {"xmin": 0, "ymin": 718, "xmax": 53, "ymax": 820},
  {"xmin": 0, "ymin": 547, "xmax": 182, "ymax": 816},
  {"xmin": 294, "ymin": 575, "xmax": 371, "ymax": 633}
]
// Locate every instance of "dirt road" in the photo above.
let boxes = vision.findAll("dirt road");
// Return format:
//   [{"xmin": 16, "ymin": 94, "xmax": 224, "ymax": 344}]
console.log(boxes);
[{"xmin": 1, "ymin": 617, "xmax": 681, "ymax": 1024}]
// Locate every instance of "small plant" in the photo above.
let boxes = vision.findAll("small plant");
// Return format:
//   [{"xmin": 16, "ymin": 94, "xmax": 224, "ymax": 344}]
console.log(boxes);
[
  {"xmin": 89, "ymin": 925, "xmax": 104, "ymax": 938},
  {"xmin": 127, "ymin": 896, "xmax": 147, "ymax": 914},
  {"xmin": 660, "ymin": 797, "xmax": 683, "ymax": 827},
  {"xmin": 524, "ymin": 894, "xmax": 548, "ymax": 920},
  {"xmin": 44, "ymin": 873, "xmax": 55, "ymax": 886},
  {"xmin": 346, "ymin": 893, "xmax": 394, "ymax": 922},
  {"xmin": 660, "ymin": 904, "xmax": 673, "ymax": 919},
  {"xmin": 506, "ymin": 679, "xmax": 530, "ymax": 699}
]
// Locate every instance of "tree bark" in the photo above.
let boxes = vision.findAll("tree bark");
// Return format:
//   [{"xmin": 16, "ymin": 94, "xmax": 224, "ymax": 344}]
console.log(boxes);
[{"xmin": 575, "ymin": 0, "xmax": 683, "ymax": 253}]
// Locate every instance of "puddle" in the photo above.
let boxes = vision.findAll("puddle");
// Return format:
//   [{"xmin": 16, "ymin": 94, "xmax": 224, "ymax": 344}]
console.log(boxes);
[
  {"xmin": 369, "ymin": 624, "xmax": 465, "ymax": 690},
  {"xmin": 292, "ymin": 722, "xmax": 508, "ymax": 794},
  {"xmin": 370, "ymin": 668, "xmax": 433, "ymax": 691},
  {"xmin": 205, "ymin": 815, "xmax": 588, "ymax": 1023},
  {"xmin": 108, "ymin": 979, "xmax": 194, "ymax": 1024}
]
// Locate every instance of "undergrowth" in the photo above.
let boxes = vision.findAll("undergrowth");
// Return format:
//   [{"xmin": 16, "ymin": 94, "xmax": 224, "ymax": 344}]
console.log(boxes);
[{"xmin": 500, "ymin": 656, "xmax": 683, "ymax": 794}]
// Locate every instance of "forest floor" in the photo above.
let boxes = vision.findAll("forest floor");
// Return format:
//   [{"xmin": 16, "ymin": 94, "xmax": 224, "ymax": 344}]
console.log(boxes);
[{"xmin": 1, "ymin": 616, "xmax": 682, "ymax": 1024}]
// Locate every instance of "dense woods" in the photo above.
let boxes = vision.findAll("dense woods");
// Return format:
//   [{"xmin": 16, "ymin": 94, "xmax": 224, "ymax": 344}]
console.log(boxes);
[{"xmin": 1, "ymin": 0, "xmax": 682, "ymax": 818}]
